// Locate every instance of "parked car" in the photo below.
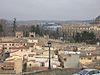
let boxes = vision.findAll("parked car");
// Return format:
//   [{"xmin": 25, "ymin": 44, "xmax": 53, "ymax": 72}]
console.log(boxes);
[{"xmin": 73, "ymin": 69, "xmax": 100, "ymax": 75}]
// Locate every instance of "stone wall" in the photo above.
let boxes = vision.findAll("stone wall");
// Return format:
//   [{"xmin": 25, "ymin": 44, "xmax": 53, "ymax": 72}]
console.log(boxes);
[
  {"xmin": 0, "ymin": 70, "xmax": 15, "ymax": 75},
  {"xmin": 21, "ymin": 69, "xmax": 79, "ymax": 75}
]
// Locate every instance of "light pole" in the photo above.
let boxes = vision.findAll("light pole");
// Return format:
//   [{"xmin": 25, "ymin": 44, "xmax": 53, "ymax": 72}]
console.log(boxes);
[{"xmin": 47, "ymin": 41, "xmax": 51, "ymax": 70}]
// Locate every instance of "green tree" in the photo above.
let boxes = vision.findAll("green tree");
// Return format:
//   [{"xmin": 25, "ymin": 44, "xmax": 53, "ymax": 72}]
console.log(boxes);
[
  {"xmin": 31, "ymin": 25, "xmax": 36, "ymax": 32},
  {"xmin": 81, "ymin": 31, "xmax": 89, "ymax": 42},
  {"xmin": 89, "ymin": 31, "xmax": 96, "ymax": 40},
  {"xmin": 74, "ymin": 31, "xmax": 96, "ymax": 44},
  {"xmin": 0, "ymin": 24, "xmax": 3, "ymax": 32},
  {"xmin": 35, "ymin": 25, "xmax": 40, "ymax": 34},
  {"xmin": 74, "ymin": 32, "xmax": 81, "ymax": 42},
  {"xmin": 0, "ymin": 24, "xmax": 3, "ymax": 36},
  {"xmin": 31, "ymin": 25, "xmax": 43, "ymax": 36},
  {"xmin": 55, "ymin": 28, "xmax": 60, "ymax": 39},
  {"xmin": 23, "ymin": 30, "xmax": 29, "ymax": 37}
]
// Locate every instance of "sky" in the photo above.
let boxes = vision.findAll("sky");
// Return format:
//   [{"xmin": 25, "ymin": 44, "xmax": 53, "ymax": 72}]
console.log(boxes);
[{"xmin": 0, "ymin": 0, "xmax": 100, "ymax": 20}]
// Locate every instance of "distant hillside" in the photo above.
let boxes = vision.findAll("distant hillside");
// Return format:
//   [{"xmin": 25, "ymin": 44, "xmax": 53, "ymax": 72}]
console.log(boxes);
[
  {"xmin": 16, "ymin": 20, "xmax": 94, "ymax": 25},
  {"xmin": 6, "ymin": 20, "xmax": 94, "ymax": 26}
]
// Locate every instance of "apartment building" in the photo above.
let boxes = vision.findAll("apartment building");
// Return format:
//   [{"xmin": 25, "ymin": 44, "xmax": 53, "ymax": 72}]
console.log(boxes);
[{"xmin": 60, "ymin": 24, "xmax": 100, "ymax": 39}]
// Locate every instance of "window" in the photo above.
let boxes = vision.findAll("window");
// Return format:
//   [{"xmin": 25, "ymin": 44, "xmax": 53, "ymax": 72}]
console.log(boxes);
[
  {"xmin": 88, "ymin": 57, "xmax": 91, "ymax": 60},
  {"xmin": 41, "ymin": 62, "xmax": 44, "ymax": 67},
  {"xmin": 31, "ymin": 50, "xmax": 34, "ymax": 52},
  {"xmin": 12, "ymin": 44, "xmax": 14, "ymax": 46},
  {"xmin": 94, "ymin": 57, "xmax": 97, "ymax": 60},
  {"xmin": 94, "ymin": 70, "xmax": 100, "ymax": 74},
  {"xmin": 64, "ymin": 58, "xmax": 67, "ymax": 61},
  {"xmin": 21, "ymin": 50, "xmax": 23, "ymax": 52},
  {"xmin": 88, "ymin": 71, "xmax": 95, "ymax": 75},
  {"xmin": 24, "ymin": 43, "xmax": 26, "ymax": 46},
  {"xmin": 29, "ymin": 64, "xmax": 31, "ymax": 67},
  {"xmin": 79, "ymin": 70, "xmax": 88, "ymax": 75},
  {"xmin": 9, "ymin": 44, "xmax": 11, "ymax": 46},
  {"xmin": 30, "ymin": 46, "xmax": 33, "ymax": 47},
  {"xmin": 4, "ymin": 47, "xmax": 7, "ymax": 49},
  {"xmin": 28, "ymin": 54, "xmax": 34, "ymax": 57},
  {"xmin": 31, "ymin": 35, "xmax": 34, "ymax": 37}
]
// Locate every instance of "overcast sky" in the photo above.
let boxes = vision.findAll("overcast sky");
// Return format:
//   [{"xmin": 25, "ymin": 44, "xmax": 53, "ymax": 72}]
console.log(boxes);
[{"xmin": 0, "ymin": 0, "xmax": 100, "ymax": 20}]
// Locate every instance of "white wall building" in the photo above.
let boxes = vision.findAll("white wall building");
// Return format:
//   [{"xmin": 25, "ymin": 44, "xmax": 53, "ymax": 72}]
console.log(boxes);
[
  {"xmin": 60, "ymin": 51, "xmax": 80, "ymax": 68},
  {"xmin": 42, "ymin": 23, "xmax": 62, "ymax": 31}
]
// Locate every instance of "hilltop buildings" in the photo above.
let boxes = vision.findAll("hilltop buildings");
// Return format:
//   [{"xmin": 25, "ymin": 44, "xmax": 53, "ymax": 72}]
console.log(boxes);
[
  {"xmin": 0, "ymin": 32, "xmax": 61, "ymax": 74},
  {"xmin": 0, "ymin": 15, "xmax": 100, "ymax": 74},
  {"xmin": 42, "ymin": 23, "xmax": 62, "ymax": 31},
  {"xmin": 59, "ymin": 15, "xmax": 100, "ymax": 41},
  {"xmin": 0, "ymin": 31, "xmax": 99, "ymax": 74}
]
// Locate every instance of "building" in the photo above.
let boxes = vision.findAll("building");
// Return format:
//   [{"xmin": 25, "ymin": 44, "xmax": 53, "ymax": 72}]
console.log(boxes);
[
  {"xmin": 42, "ymin": 23, "xmax": 62, "ymax": 31},
  {"xmin": 59, "ymin": 51, "xmax": 80, "ymax": 68},
  {"xmin": 60, "ymin": 23, "xmax": 100, "ymax": 40},
  {"xmin": 15, "ymin": 31, "xmax": 23, "ymax": 38},
  {"xmin": 95, "ymin": 15, "xmax": 100, "ymax": 24},
  {"xmin": 0, "ymin": 55, "xmax": 22, "ymax": 74}
]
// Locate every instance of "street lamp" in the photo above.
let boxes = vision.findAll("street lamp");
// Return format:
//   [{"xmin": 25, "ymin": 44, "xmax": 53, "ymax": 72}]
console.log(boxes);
[{"xmin": 47, "ymin": 41, "xmax": 52, "ymax": 70}]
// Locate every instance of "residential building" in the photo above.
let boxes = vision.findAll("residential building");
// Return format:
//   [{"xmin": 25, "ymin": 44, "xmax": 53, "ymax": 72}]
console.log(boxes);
[
  {"xmin": 60, "ymin": 24, "xmax": 100, "ymax": 40},
  {"xmin": 59, "ymin": 51, "xmax": 80, "ymax": 68}
]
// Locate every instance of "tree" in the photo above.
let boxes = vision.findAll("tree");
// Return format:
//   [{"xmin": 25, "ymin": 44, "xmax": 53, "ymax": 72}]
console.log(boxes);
[
  {"xmin": 81, "ymin": 31, "xmax": 89, "ymax": 42},
  {"xmin": 0, "ymin": 24, "xmax": 3, "ymax": 36},
  {"xmin": 31, "ymin": 25, "xmax": 43, "ymax": 36},
  {"xmin": 74, "ymin": 32, "xmax": 81, "ymax": 43},
  {"xmin": 0, "ymin": 19, "xmax": 7, "ymax": 36},
  {"xmin": 74, "ymin": 31, "xmax": 96, "ymax": 44},
  {"xmin": 23, "ymin": 30, "xmax": 29, "ymax": 37},
  {"xmin": 0, "ymin": 24, "xmax": 3, "ymax": 32},
  {"xmin": 55, "ymin": 28, "xmax": 60, "ymax": 39},
  {"xmin": 31, "ymin": 25, "xmax": 36, "ymax": 32},
  {"xmin": 89, "ymin": 31, "xmax": 96, "ymax": 40}
]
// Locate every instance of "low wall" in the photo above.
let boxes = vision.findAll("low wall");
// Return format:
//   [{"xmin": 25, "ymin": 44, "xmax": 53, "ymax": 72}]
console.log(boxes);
[
  {"xmin": 21, "ymin": 69, "xmax": 79, "ymax": 75},
  {"xmin": 0, "ymin": 70, "xmax": 16, "ymax": 75}
]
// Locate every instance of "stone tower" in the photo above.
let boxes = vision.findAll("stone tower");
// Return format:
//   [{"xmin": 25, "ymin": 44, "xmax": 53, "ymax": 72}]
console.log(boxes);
[
  {"xmin": 29, "ymin": 32, "xmax": 35, "ymax": 38},
  {"xmin": 15, "ymin": 31, "xmax": 23, "ymax": 38}
]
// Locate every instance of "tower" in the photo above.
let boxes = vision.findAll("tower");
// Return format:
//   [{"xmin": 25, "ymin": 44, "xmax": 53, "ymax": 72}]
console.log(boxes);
[
  {"xmin": 94, "ymin": 15, "xmax": 100, "ymax": 24},
  {"xmin": 13, "ymin": 18, "xmax": 16, "ymax": 36}
]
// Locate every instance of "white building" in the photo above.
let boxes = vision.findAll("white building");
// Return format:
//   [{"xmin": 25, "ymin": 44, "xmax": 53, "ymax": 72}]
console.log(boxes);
[
  {"xmin": 42, "ymin": 23, "xmax": 62, "ymax": 31},
  {"xmin": 59, "ymin": 51, "xmax": 80, "ymax": 68}
]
